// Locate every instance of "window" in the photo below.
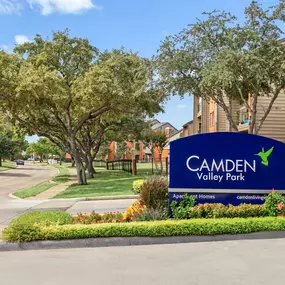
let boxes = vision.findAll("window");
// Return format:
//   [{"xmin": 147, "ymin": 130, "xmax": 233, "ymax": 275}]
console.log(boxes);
[
  {"xmin": 226, "ymin": 119, "xmax": 230, "ymax": 131},
  {"xmin": 210, "ymin": 112, "xmax": 214, "ymax": 127},
  {"xmin": 239, "ymin": 107, "xmax": 249, "ymax": 124},
  {"xmin": 198, "ymin": 122, "xmax": 202, "ymax": 133}
]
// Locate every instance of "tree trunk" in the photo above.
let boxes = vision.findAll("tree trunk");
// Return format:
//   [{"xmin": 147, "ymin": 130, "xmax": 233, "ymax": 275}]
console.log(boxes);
[
  {"xmin": 86, "ymin": 153, "xmax": 96, "ymax": 179},
  {"xmin": 0, "ymin": 157, "xmax": 2, "ymax": 167},
  {"xmin": 74, "ymin": 154, "xmax": 87, "ymax": 185},
  {"xmin": 71, "ymin": 156, "xmax": 75, "ymax": 167},
  {"xmin": 70, "ymin": 137, "xmax": 87, "ymax": 185},
  {"xmin": 159, "ymin": 152, "xmax": 163, "ymax": 175},
  {"xmin": 248, "ymin": 94, "xmax": 257, "ymax": 134},
  {"xmin": 40, "ymin": 154, "xmax": 43, "ymax": 163}
]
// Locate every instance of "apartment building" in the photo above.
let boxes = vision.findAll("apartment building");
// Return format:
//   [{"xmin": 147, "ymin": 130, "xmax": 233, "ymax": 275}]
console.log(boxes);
[
  {"xmin": 108, "ymin": 119, "xmax": 178, "ymax": 161},
  {"xmin": 193, "ymin": 92, "xmax": 285, "ymax": 142},
  {"xmin": 182, "ymin": 120, "xmax": 194, "ymax": 137}
]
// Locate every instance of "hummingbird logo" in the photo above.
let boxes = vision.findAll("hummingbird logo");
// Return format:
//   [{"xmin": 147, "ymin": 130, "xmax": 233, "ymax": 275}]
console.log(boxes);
[{"xmin": 255, "ymin": 147, "xmax": 274, "ymax": 166}]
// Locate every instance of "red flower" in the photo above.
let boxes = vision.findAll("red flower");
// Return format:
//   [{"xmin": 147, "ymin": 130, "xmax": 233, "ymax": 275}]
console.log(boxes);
[
  {"xmin": 278, "ymin": 203, "xmax": 284, "ymax": 211},
  {"xmin": 271, "ymin": 189, "xmax": 276, "ymax": 192}
]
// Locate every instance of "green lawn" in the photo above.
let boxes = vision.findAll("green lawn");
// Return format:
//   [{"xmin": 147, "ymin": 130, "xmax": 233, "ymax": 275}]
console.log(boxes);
[
  {"xmin": 0, "ymin": 161, "xmax": 16, "ymax": 172},
  {"xmin": 14, "ymin": 183, "xmax": 57, "ymax": 199},
  {"xmin": 55, "ymin": 170, "xmax": 142, "ymax": 199},
  {"xmin": 52, "ymin": 164, "xmax": 70, "ymax": 183},
  {"xmin": 53, "ymin": 162, "xmax": 167, "ymax": 199},
  {"xmin": 136, "ymin": 162, "xmax": 167, "ymax": 175}
]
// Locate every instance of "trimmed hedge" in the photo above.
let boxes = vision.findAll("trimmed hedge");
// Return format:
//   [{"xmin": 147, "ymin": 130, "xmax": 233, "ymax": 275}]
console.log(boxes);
[
  {"xmin": 189, "ymin": 203, "xmax": 268, "ymax": 219},
  {"xmin": 3, "ymin": 215, "xmax": 285, "ymax": 243}
]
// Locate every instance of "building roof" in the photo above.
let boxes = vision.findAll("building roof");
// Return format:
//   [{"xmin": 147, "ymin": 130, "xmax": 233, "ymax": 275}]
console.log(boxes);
[
  {"xmin": 168, "ymin": 129, "xmax": 183, "ymax": 141},
  {"xmin": 165, "ymin": 129, "xmax": 183, "ymax": 149},
  {"xmin": 151, "ymin": 121, "xmax": 178, "ymax": 132},
  {"xmin": 150, "ymin": 119, "xmax": 161, "ymax": 127},
  {"xmin": 182, "ymin": 120, "xmax": 193, "ymax": 128},
  {"xmin": 151, "ymin": 122, "xmax": 167, "ymax": 130}
]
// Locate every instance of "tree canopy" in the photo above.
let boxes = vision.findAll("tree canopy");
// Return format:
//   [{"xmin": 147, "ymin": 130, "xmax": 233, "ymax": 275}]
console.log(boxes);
[
  {"xmin": 156, "ymin": 0, "xmax": 285, "ymax": 133},
  {"xmin": 0, "ymin": 30, "xmax": 164, "ymax": 184}
]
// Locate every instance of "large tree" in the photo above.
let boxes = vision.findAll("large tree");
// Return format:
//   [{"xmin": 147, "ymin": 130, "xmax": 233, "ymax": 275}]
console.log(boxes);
[
  {"xmin": 0, "ymin": 31, "xmax": 164, "ymax": 184},
  {"xmin": 78, "ymin": 116, "xmax": 150, "ymax": 178},
  {"xmin": 156, "ymin": 0, "xmax": 285, "ymax": 134}
]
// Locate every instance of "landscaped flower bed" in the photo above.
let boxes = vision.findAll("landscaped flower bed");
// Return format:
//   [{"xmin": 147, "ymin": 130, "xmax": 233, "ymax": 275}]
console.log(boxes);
[
  {"xmin": 3, "ymin": 178, "xmax": 285, "ymax": 243},
  {"xmin": 71, "ymin": 212, "xmax": 124, "ymax": 224}
]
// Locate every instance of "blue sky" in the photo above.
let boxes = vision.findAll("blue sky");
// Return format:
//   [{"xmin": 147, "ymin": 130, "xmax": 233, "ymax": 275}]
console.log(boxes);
[{"xmin": 0, "ymin": 0, "xmax": 278, "ymax": 141}]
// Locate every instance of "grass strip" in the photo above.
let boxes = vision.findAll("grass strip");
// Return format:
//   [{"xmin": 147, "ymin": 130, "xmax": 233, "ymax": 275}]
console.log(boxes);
[
  {"xmin": 52, "ymin": 165, "xmax": 70, "ymax": 183},
  {"xmin": 0, "ymin": 161, "xmax": 16, "ymax": 172},
  {"xmin": 14, "ymin": 183, "xmax": 57, "ymax": 199}
]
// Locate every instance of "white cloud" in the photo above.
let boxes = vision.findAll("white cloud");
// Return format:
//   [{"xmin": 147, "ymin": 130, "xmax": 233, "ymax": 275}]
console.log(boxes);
[
  {"xmin": 0, "ymin": 44, "xmax": 13, "ymax": 53},
  {"xmin": 15, "ymin": 35, "xmax": 32, "ymax": 45},
  {"xmin": 176, "ymin": 104, "xmax": 188, "ymax": 109},
  {"xmin": 27, "ymin": 0, "xmax": 99, "ymax": 15},
  {"xmin": 0, "ymin": 44, "xmax": 9, "ymax": 51},
  {"xmin": 0, "ymin": 0, "xmax": 21, "ymax": 14}
]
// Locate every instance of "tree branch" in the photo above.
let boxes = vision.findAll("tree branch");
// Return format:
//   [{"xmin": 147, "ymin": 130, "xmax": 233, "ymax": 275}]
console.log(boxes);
[
  {"xmin": 73, "ymin": 105, "xmax": 111, "ymax": 135},
  {"xmin": 211, "ymin": 93, "xmax": 239, "ymax": 131},
  {"xmin": 236, "ymin": 84, "xmax": 253, "ymax": 113}
]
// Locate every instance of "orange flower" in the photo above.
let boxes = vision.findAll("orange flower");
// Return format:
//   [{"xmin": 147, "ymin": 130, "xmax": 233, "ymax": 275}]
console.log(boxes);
[{"xmin": 278, "ymin": 203, "xmax": 284, "ymax": 211}]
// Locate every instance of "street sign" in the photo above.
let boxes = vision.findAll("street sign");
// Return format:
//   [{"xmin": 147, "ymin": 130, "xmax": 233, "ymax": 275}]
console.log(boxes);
[{"xmin": 169, "ymin": 132, "xmax": 285, "ymax": 206}]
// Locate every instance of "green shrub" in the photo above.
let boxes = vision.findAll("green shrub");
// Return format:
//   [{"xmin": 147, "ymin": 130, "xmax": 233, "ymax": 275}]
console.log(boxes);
[
  {"xmin": 188, "ymin": 203, "xmax": 217, "ymax": 218},
  {"xmin": 3, "ymin": 211, "xmax": 72, "ymax": 243},
  {"xmin": 189, "ymin": 203, "xmax": 268, "ymax": 219},
  {"xmin": 134, "ymin": 208, "xmax": 169, "ymax": 222},
  {"xmin": 171, "ymin": 194, "xmax": 268, "ymax": 219},
  {"xmin": 132, "ymin": 179, "xmax": 145, "ymax": 194},
  {"xmin": 170, "ymin": 194, "xmax": 196, "ymax": 219},
  {"xmin": 140, "ymin": 176, "xmax": 168, "ymax": 210},
  {"xmin": 4, "ymin": 217, "xmax": 285, "ymax": 243},
  {"xmin": 264, "ymin": 190, "xmax": 285, "ymax": 216}
]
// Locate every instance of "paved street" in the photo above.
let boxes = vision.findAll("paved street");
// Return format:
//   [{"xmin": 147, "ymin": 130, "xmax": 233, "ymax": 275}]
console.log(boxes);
[
  {"xmin": 0, "ymin": 164, "xmax": 57, "ymax": 197},
  {"xmin": 0, "ymin": 164, "xmax": 57, "ymax": 225},
  {"xmin": 1, "ymin": 239, "xmax": 285, "ymax": 285}
]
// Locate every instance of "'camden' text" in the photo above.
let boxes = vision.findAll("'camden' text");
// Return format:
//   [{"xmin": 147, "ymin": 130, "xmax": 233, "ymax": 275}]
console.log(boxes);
[{"xmin": 186, "ymin": 156, "xmax": 256, "ymax": 182}]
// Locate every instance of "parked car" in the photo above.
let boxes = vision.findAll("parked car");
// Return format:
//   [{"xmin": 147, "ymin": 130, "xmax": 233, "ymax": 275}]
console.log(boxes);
[
  {"xmin": 16, "ymin": 160, "xmax": 25, "ymax": 165},
  {"xmin": 27, "ymin": 158, "xmax": 35, "ymax": 161}
]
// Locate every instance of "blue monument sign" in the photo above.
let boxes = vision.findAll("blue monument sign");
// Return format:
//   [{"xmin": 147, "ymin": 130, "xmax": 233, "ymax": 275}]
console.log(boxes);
[{"xmin": 169, "ymin": 132, "xmax": 285, "ymax": 206}]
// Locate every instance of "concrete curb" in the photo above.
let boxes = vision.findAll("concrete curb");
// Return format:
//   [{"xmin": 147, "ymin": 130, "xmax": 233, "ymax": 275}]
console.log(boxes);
[
  {"xmin": 8, "ymin": 194, "xmax": 139, "ymax": 202},
  {"xmin": 1, "ymin": 231, "xmax": 285, "ymax": 252},
  {"xmin": 8, "ymin": 193, "xmax": 22, "ymax": 200},
  {"xmin": 84, "ymin": 195, "xmax": 139, "ymax": 201}
]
